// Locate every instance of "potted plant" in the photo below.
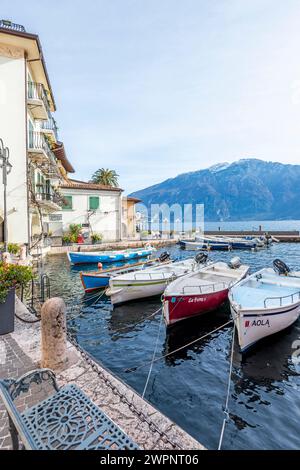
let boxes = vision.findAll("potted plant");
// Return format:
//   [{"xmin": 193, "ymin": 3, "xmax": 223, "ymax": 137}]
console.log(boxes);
[
  {"xmin": 91, "ymin": 233, "xmax": 103, "ymax": 244},
  {"xmin": 0, "ymin": 263, "xmax": 34, "ymax": 335},
  {"xmin": 62, "ymin": 234, "xmax": 72, "ymax": 246}
]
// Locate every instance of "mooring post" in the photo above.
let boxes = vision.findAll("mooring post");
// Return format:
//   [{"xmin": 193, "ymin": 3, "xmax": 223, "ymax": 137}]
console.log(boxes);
[{"xmin": 41, "ymin": 297, "xmax": 68, "ymax": 370}]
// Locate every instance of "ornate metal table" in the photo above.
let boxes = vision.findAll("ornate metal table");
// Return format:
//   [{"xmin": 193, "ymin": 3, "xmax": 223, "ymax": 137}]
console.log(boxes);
[{"xmin": 0, "ymin": 369, "xmax": 138, "ymax": 450}]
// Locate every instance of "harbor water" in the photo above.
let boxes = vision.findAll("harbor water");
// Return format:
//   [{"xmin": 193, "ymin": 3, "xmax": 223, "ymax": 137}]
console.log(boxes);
[{"xmin": 41, "ymin": 242, "xmax": 300, "ymax": 450}]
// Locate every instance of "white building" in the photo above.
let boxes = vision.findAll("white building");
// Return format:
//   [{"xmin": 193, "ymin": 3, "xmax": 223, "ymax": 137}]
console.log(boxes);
[
  {"xmin": 0, "ymin": 20, "xmax": 74, "ymax": 249},
  {"xmin": 56, "ymin": 179, "xmax": 123, "ymax": 242},
  {"xmin": 0, "ymin": 20, "xmax": 139, "ymax": 247}
]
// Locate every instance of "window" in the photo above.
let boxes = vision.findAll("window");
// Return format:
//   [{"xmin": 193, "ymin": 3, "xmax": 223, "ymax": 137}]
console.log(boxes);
[
  {"xmin": 62, "ymin": 195, "xmax": 73, "ymax": 210},
  {"xmin": 89, "ymin": 196, "xmax": 100, "ymax": 210}
]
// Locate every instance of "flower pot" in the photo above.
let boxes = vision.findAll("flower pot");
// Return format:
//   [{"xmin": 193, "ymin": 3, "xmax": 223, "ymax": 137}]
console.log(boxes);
[{"xmin": 0, "ymin": 288, "xmax": 15, "ymax": 335}]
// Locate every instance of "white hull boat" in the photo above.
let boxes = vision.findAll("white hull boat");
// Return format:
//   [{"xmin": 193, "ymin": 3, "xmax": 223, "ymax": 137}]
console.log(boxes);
[
  {"xmin": 106, "ymin": 257, "xmax": 202, "ymax": 306},
  {"xmin": 229, "ymin": 263, "xmax": 300, "ymax": 353}
]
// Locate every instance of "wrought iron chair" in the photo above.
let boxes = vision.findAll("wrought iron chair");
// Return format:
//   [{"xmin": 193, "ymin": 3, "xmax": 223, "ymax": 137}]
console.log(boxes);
[{"xmin": 0, "ymin": 369, "xmax": 138, "ymax": 450}]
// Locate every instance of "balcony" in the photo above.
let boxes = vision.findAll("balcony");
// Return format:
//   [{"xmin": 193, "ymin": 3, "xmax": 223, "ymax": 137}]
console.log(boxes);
[
  {"xmin": 28, "ymin": 131, "xmax": 61, "ymax": 179},
  {"xmin": 41, "ymin": 116, "xmax": 59, "ymax": 143},
  {"xmin": 27, "ymin": 81, "xmax": 50, "ymax": 120},
  {"xmin": 33, "ymin": 190, "xmax": 63, "ymax": 212}
]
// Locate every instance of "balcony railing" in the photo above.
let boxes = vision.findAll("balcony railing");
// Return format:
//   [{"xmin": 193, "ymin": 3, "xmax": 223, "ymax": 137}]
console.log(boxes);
[
  {"xmin": 27, "ymin": 81, "xmax": 50, "ymax": 115},
  {"xmin": 28, "ymin": 130, "xmax": 56, "ymax": 162},
  {"xmin": 0, "ymin": 20, "xmax": 26, "ymax": 32},
  {"xmin": 41, "ymin": 116, "xmax": 59, "ymax": 141},
  {"xmin": 35, "ymin": 191, "xmax": 63, "ymax": 207}
]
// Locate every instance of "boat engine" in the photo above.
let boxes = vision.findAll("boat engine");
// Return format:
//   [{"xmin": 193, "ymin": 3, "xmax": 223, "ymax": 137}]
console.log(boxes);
[
  {"xmin": 159, "ymin": 251, "xmax": 171, "ymax": 263},
  {"xmin": 228, "ymin": 257, "xmax": 242, "ymax": 269},
  {"xmin": 195, "ymin": 252, "xmax": 208, "ymax": 264},
  {"xmin": 273, "ymin": 259, "xmax": 291, "ymax": 275}
]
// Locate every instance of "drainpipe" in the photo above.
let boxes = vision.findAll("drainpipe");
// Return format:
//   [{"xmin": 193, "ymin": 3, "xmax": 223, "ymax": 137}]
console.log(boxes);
[{"xmin": 24, "ymin": 52, "xmax": 31, "ymax": 249}]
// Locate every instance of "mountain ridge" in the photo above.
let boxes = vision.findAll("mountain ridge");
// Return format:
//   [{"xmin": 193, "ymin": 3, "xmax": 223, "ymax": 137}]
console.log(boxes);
[{"xmin": 129, "ymin": 159, "xmax": 300, "ymax": 221}]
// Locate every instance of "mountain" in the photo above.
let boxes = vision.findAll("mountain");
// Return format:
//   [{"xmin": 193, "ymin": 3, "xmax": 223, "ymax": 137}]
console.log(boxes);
[{"xmin": 129, "ymin": 159, "xmax": 300, "ymax": 221}]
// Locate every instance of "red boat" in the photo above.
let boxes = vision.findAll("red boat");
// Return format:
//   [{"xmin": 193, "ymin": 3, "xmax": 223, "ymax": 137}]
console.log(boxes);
[{"xmin": 162, "ymin": 260, "xmax": 249, "ymax": 326}]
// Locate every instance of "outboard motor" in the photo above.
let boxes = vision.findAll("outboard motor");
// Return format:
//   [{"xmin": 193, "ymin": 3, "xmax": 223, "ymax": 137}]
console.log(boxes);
[
  {"xmin": 273, "ymin": 259, "xmax": 290, "ymax": 275},
  {"xmin": 159, "ymin": 251, "xmax": 171, "ymax": 263},
  {"xmin": 195, "ymin": 252, "xmax": 208, "ymax": 264},
  {"xmin": 228, "ymin": 256, "xmax": 242, "ymax": 269}
]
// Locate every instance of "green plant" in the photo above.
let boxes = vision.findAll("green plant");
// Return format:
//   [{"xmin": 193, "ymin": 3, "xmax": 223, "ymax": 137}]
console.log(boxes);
[
  {"xmin": 91, "ymin": 233, "xmax": 102, "ymax": 243},
  {"xmin": 69, "ymin": 224, "xmax": 81, "ymax": 236},
  {"xmin": 90, "ymin": 168, "xmax": 119, "ymax": 187},
  {"xmin": 0, "ymin": 263, "xmax": 34, "ymax": 304},
  {"xmin": 62, "ymin": 234, "xmax": 72, "ymax": 244},
  {"xmin": 0, "ymin": 243, "xmax": 20, "ymax": 255}
]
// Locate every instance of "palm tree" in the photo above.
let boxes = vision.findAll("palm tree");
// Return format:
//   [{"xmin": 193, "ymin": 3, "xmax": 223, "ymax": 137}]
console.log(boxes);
[{"xmin": 90, "ymin": 168, "xmax": 119, "ymax": 187}]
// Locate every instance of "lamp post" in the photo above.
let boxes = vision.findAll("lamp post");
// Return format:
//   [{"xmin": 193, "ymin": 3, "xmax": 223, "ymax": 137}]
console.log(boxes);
[{"xmin": 0, "ymin": 139, "xmax": 12, "ymax": 252}]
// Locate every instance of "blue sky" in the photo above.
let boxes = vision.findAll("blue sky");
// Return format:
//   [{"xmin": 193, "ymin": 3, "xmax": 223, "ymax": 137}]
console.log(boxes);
[{"xmin": 2, "ymin": 0, "xmax": 300, "ymax": 193}]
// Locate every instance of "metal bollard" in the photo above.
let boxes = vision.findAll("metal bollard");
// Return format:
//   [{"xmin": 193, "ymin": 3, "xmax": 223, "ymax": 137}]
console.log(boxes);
[{"xmin": 41, "ymin": 297, "xmax": 68, "ymax": 370}]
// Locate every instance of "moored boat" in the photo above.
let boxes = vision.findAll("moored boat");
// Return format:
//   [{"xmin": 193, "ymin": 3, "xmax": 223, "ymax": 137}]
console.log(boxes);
[
  {"xmin": 229, "ymin": 260, "xmax": 300, "ymax": 353},
  {"xmin": 106, "ymin": 255, "xmax": 207, "ymax": 306},
  {"xmin": 179, "ymin": 240, "xmax": 231, "ymax": 251},
  {"xmin": 195, "ymin": 235, "xmax": 257, "ymax": 250},
  {"xmin": 162, "ymin": 257, "xmax": 249, "ymax": 326},
  {"xmin": 67, "ymin": 246, "xmax": 155, "ymax": 265},
  {"xmin": 80, "ymin": 253, "xmax": 171, "ymax": 292}
]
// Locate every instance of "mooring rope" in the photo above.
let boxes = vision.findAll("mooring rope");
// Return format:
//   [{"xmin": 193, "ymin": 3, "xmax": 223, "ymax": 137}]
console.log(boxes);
[
  {"xmin": 142, "ymin": 311, "xmax": 164, "ymax": 399},
  {"xmin": 68, "ymin": 307, "xmax": 162, "ymax": 341},
  {"xmin": 125, "ymin": 318, "xmax": 233, "ymax": 373},
  {"xmin": 217, "ymin": 322, "xmax": 236, "ymax": 450}
]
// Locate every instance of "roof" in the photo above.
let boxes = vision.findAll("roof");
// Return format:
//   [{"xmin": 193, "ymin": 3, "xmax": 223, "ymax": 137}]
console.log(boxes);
[
  {"xmin": 52, "ymin": 142, "xmax": 75, "ymax": 173},
  {"xmin": 60, "ymin": 178, "xmax": 123, "ymax": 192},
  {"xmin": 125, "ymin": 197, "xmax": 142, "ymax": 204},
  {"xmin": 0, "ymin": 21, "xmax": 56, "ymax": 110}
]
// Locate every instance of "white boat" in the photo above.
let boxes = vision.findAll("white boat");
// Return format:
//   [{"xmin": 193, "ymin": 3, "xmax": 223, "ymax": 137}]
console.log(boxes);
[
  {"xmin": 106, "ymin": 257, "xmax": 203, "ymax": 306},
  {"xmin": 229, "ymin": 261, "xmax": 300, "ymax": 353}
]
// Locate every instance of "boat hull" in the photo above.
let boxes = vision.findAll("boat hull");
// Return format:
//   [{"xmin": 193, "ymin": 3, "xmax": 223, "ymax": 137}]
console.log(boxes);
[
  {"xmin": 107, "ymin": 278, "xmax": 170, "ymax": 306},
  {"xmin": 80, "ymin": 272, "xmax": 110, "ymax": 292},
  {"xmin": 68, "ymin": 248, "xmax": 153, "ymax": 265},
  {"xmin": 231, "ymin": 302, "xmax": 300, "ymax": 353},
  {"xmin": 163, "ymin": 289, "xmax": 229, "ymax": 326}
]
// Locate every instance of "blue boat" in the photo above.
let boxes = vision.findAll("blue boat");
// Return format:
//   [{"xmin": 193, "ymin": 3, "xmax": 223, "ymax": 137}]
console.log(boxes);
[
  {"xmin": 80, "ymin": 257, "xmax": 163, "ymax": 292},
  {"xmin": 67, "ymin": 247, "xmax": 155, "ymax": 265}
]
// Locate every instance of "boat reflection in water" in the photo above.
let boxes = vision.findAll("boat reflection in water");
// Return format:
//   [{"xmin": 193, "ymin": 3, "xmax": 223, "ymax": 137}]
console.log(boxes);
[
  {"xmin": 107, "ymin": 298, "xmax": 161, "ymax": 340},
  {"xmin": 162, "ymin": 304, "xmax": 230, "ymax": 366}
]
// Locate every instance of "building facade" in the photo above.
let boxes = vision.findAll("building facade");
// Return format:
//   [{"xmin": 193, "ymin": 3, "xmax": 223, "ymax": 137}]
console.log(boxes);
[
  {"xmin": 56, "ymin": 179, "xmax": 123, "ymax": 242},
  {"xmin": 0, "ymin": 20, "xmax": 140, "ymax": 248},
  {"xmin": 122, "ymin": 197, "xmax": 140, "ymax": 239},
  {"xmin": 0, "ymin": 20, "xmax": 74, "ymax": 249}
]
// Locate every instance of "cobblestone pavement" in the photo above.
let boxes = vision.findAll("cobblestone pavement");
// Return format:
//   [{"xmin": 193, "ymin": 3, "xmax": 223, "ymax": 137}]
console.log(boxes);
[
  {"xmin": 0, "ymin": 335, "xmax": 51, "ymax": 450},
  {"xmin": 0, "ymin": 299, "xmax": 204, "ymax": 451}
]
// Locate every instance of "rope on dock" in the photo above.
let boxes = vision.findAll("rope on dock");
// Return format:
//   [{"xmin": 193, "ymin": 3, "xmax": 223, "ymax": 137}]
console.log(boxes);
[
  {"xmin": 142, "ymin": 311, "xmax": 164, "ymax": 399},
  {"xmin": 125, "ymin": 318, "xmax": 233, "ymax": 373},
  {"xmin": 217, "ymin": 322, "xmax": 236, "ymax": 450}
]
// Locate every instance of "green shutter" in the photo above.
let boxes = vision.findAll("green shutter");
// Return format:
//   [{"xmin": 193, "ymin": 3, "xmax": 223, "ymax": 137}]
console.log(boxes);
[
  {"xmin": 89, "ymin": 196, "xmax": 99, "ymax": 210},
  {"xmin": 62, "ymin": 195, "xmax": 73, "ymax": 210}
]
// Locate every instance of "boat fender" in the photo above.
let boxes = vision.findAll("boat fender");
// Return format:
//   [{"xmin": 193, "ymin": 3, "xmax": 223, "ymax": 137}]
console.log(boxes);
[
  {"xmin": 228, "ymin": 257, "xmax": 242, "ymax": 269},
  {"xmin": 273, "ymin": 259, "xmax": 291, "ymax": 275},
  {"xmin": 159, "ymin": 251, "xmax": 171, "ymax": 263},
  {"xmin": 195, "ymin": 252, "xmax": 208, "ymax": 264}
]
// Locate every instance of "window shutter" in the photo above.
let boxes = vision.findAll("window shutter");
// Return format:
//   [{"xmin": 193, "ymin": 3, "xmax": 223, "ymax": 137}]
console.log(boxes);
[
  {"xmin": 62, "ymin": 195, "xmax": 73, "ymax": 210},
  {"xmin": 89, "ymin": 196, "xmax": 99, "ymax": 210}
]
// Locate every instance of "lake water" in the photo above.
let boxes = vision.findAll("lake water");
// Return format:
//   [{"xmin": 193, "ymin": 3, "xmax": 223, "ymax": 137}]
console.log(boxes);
[{"xmin": 41, "ymin": 241, "xmax": 300, "ymax": 450}]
